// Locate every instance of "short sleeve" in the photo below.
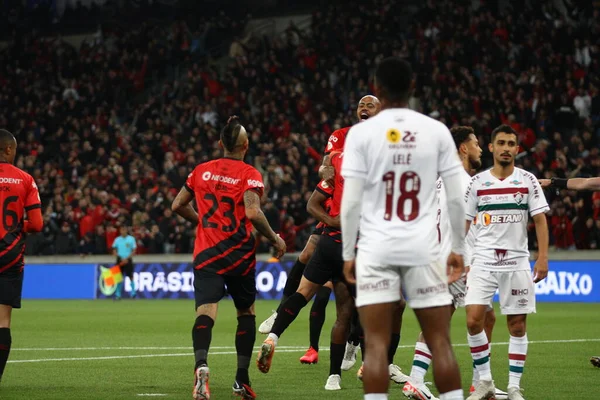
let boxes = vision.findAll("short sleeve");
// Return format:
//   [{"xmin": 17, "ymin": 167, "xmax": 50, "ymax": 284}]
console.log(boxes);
[
  {"xmin": 245, "ymin": 167, "xmax": 265, "ymax": 198},
  {"xmin": 325, "ymin": 129, "xmax": 345, "ymax": 154},
  {"xmin": 527, "ymin": 173, "xmax": 550, "ymax": 216},
  {"xmin": 24, "ymin": 175, "xmax": 41, "ymax": 211},
  {"xmin": 464, "ymin": 176, "xmax": 478, "ymax": 219},
  {"xmin": 316, "ymin": 180, "xmax": 333, "ymax": 198},
  {"xmin": 112, "ymin": 238, "xmax": 119, "ymax": 249},
  {"xmin": 184, "ymin": 170, "xmax": 195, "ymax": 194},
  {"xmin": 130, "ymin": 237, "xmax": 137, "ymax": 249},
  {"xmin": 341, "ymin": 126, "xmax": 367, "ymax": 180},
  {"xmin": 437, "ymin": 126, "xmax": 463, "ymax": 179}
]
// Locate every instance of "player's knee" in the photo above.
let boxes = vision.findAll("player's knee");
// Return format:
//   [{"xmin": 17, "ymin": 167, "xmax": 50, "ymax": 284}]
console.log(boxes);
[
  {"xmin": 507, "ymin": 316, "xmax": 526, "ymax": 337},
  {"xmin": 466, "ymin": 313, "xmax": 485, "ymax": 334},
  {"xmin": 297, "ymin": 280, "xmax": 318, "ymax": 301},
  {"xmin": 298, "ymin": 247, "xmax": 312, "ymax": 264},
  {"xmin": 236, "ymin": 304, "xmax": 255, "ymax": 317},
  {"xmin": 314, "ymin": 285, "xmax": 331, "ymax": 306},
  {"xmin": 484, "ymin": 309, "xmax": 496, "ymax": 328}
]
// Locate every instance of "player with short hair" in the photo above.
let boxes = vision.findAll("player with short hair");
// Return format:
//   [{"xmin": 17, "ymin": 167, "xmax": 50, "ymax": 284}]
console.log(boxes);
[
  {"xmin": 464, "ymin": 125, "xmax": 549, "ymax": 400},
  {"xmin": 111, "ymin": 225, "xmax": 137, "ymax": 299},
  {"xmin": 172, "ymin": 117, "xmax": 286, "ymax": 400},
  {"xmin": 258, "ymin": 95, "xmax": 381, "ymax": 366},
  {"xmin": 341, "ymin": 57, "xmax": 467, "ymax": 400},
  {"xmin": 403, "ymin": 127, "xmax": 507, "ymax": 400},
  {"xmin": 257, "ymin": 151, "xmax": 357, "ymax": 391},
  {"xmin": 0, "ymin": 129, "xmax": 44, "ymax": 383}
]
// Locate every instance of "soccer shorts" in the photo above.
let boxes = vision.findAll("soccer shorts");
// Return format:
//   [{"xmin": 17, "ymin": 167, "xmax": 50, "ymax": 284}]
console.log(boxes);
[
  {"xmin": 449, "ymin": 273, "xmax": 467, "ymax": 308},
  {"xmin": 303, "ymin": 234, "xmax": 344, "ymax": 285},
  {"xmin": 355, "ymin": 252, "xmax": 452, "ymax": 309},
  {"xmin": 193, "ymin": 268, "xmax": 256, "ymax": 310},
  {"xmin": 465, "ymin": 265, "xmax": 536, "ymax": 315},
  {"xmin": 0, "ymin": 271, "xmax": 23, "ymax": 309},
  {"xmin": 117, "ymin": 257, "xmax": 134, "ymax": 279},
  {"xmin": 311, "ymin": 225, "xmax": 324, "ymax": 236}
]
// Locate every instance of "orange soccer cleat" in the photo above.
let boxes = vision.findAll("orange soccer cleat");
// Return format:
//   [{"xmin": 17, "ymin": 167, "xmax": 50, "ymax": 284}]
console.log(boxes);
[{"xmin": 299, "ymin": 347, "xmax": 319, "ymax": 364}]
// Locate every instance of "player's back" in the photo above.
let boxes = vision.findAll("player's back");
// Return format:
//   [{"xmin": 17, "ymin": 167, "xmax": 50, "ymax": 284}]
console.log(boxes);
[
  {"xmin": 343, "ymin": 108, "xmax": 463, "ymax": 266},
  {"xmin": 0, "ymin": 163, "xmax": 41, "ymax": 274},
  {"xmin": 186, "ymin": 158, "xmax": 265, "ymax": 275}
]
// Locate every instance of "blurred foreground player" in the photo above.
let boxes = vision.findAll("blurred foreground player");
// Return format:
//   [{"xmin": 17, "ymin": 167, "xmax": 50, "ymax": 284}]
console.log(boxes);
[
  {"xmin": 0, "ymin": 129, "xmax": 43, "ymax": 383},
  {"xmin": 172, "ymin": 117, "xmax": 286, "ymax": 400}
]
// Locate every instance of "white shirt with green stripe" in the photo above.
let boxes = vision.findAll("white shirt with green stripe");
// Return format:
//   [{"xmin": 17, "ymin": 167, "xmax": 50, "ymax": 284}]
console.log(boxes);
[{"xmin": 465, "ymin": 167, "xmax": 549, "ymax": 270}]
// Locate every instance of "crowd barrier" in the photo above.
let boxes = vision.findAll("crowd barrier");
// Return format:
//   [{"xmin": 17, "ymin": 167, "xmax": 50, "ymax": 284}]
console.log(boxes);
[{"xmin": 22, "ymin": 260, "xmax": 600, "ymax": 302}]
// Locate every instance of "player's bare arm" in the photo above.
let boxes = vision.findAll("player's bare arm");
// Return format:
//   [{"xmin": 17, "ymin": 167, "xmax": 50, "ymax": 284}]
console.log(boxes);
[
  {"xmin": 532, "ymin": 213, "xmax": 549, "ymax": 283},
  {"xmin": 318, "ymin": 154, "xmax": 335, "ymax": 185},
  {"xmin": 306, "ymin": 189, "xmax": 339, "ymax": 228},
  {"xmin": 243, "ymin": 190, "xmax": 286, "ymax": 258},
  {"xmin": 171, "ymin": 186, "xmax": 199, "ymax": 224},
  {"xmin": 540, "ymin": 177, "xmax": 600, "ymax": 191}
]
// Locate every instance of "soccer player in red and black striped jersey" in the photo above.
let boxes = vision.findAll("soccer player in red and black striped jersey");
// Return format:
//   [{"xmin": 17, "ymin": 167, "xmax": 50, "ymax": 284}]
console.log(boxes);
[
  {"xmin": 0, "ymin": 129, "xmax": 43, "ymax": 383},
  {"xmin": 257, "ymin": 151, "xmax": 356, "ymax": 390},
  {"xmin": 172, "ymin": 117, "xmax": 286, "ymax": 400},
  {"xmin": 258, "ymin": 97, "xmax": 381, "ymax": 362}
]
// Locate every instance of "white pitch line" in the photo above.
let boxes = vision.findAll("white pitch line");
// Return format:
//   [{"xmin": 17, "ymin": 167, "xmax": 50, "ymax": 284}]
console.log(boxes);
[
  {"xmin": 8, "ymin": 338, "xmax": 600, "ymax": 364},
  {"xmin": 136, "ymin": 395, "xmax": 168, "ymax": 397}
]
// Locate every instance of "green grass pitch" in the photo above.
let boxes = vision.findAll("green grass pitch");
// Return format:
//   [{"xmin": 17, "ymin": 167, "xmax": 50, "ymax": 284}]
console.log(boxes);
[{"xmin": 1, "ymin": 300, "xmax": 599, "ymax": 399}]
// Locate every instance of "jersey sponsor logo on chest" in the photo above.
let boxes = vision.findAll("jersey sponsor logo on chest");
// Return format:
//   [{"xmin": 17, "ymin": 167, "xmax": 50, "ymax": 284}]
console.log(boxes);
[
  {"xmin": 202, "ymin": 171, "xmax": 241, "ymax": 185},
  {"xmin": 480, "ymin": 213, "xmax": 524, "ymax": 225},
  {"xmin": 0, "ymin": 177, "xmax": 23, "ymax": 184}
]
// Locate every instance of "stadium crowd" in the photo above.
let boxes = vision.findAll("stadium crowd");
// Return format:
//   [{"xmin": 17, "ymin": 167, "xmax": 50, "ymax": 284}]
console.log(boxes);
[{"xmin": 0, "ymin": 0, "xmax": 597, "ymax": 256}]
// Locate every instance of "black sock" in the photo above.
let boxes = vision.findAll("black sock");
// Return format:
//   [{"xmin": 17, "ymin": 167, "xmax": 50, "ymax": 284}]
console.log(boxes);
[
  {"xmin": 0, "ymin": 328, "xmax": 11, "ymax": 380},
  {"xmin": 348, "ymin": 310, "xmax": 361, "ymax": 346},
  {"xmin": 277, "ymin": 259, "xmax": 306, "ymax": 313},
  {"xmin": 309, "ymin": 286, "xmax": 331, "ymax": 351},
  {"xmin": 235, "ymin": 315, "xmax": 256, "ymax": 385},
  {"xmin": 192, "ymin": 315, "xmax": 214, "ymax": 369},
  {"xmin": 271, "ymin": 292, "xmax": 308, "ymax": 338},
  {"xmin": 388, "ymin": 333, "xmax": 401, "ymax": 364},
  {"xmin": 329, "ymin": 342, "xmax": 346, "ymax": 376}
]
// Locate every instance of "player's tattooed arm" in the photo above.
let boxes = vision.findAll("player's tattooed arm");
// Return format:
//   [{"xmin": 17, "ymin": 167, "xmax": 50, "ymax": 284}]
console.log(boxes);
[
  {"xmin": 307, "ymin": 189, "xmax": 339, "ymax": 228},
  {"xmin": 243, "ymin": 190, "xmax": 278, "ymax": 244},
  {"xmin": 319, "ymin": 154, "xmax": 335, "ymax": 184},
  {"xmin": 171, "ymin": 187, "xmax": 199, "ymax": 224}
]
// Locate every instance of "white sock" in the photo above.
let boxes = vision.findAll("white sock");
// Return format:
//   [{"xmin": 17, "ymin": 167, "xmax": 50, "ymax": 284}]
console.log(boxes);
[
  {"xmin": 439, "ymin": 389, "xmax": 464, "ymax": 400},
  {"xmin": 468, "ymin": 331, "xmax": 492, "ymax": 382},
  {"xmin": 364, "ymin": 394, "xmax": 388, "ymax": 400},
  {"xmin": 472, "ymin": 363, "xmax": 479, "ymax": 386},
  {"xmin": 267, "ymin": 333, "xmax": 279, "ymax": 346},
  {"xmin": 508, "ymin": 334, "xmax": 528, "ymax": 389},
  {"xmin": 410, "ymin": 341, "xmax": 432, "ymax": 384}
]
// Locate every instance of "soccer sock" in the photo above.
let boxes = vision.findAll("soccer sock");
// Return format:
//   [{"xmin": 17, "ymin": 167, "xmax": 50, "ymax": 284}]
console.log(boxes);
[
  {"xmin": 271, "ymin": 292, "xmax": 308, "ymax": 338},
  {"xmin": 329, "ymin": 342, "xmax": 345, "ymax": 376},
  {"xmin": 439, "ymin": 389, "xmax": 464, "ymax": 400},
  {"xmin": 235, "ymin": 315, "xmax": 256, "ymax": 385},
  {"xmin": 277, "ymin": 259, "xmax": 306, "ymax": 313},
  {"xmin": 468, "ymin": 331, "xmax": 492, "ymax": 381},
  {"xmin": 388, "ymin": 333, "xmax": 401, "ymax": 364},
  {"xmin": 472, "ymin": 361, "xmax": 480, "ymax": 386},
  {"xmin": 364, "ymin": 394, "xmax": 388, "ymax": 400},
  {"xmin": 309, "ymin": 286, "xmax": 331, "ymax": 351},
  {"xmin": 508, "ymin": 334, "xmax": 528, "ymax": 389},
  {"xmin": 410, "ymin": 341, "xmax": 432, "ymax": 385},
  {"xmin": 115, "ymin": 282, "xmax": 123, "ymax": 298},
  {"xmin": 0, "ymin": 328, "xmax": 11, "ymax": 379},
  {"xmin": 348, "ymin": 310, "xmax": 361, "ymax": 345},
  {"xmin": 192, "ymin": 315, "xmax": 214, "ymax": 369}
]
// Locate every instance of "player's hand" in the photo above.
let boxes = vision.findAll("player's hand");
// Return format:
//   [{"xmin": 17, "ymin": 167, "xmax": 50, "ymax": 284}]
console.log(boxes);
[
  {"xmin": 329, "ymin": 215, "xmax": 341, "ymax": 229},
  {"xmin": 343, "ymin": 259, "xmax": 356, "ymax": 285},
  {"xmin": 446, "ymin": 252, "xmax": 464, "ymax": 284},
  {"xmin": 533, "ymin": 257, "xmax": 548, "ymax": 283},
  {"xmin": 322, "ymin": 166, "xmax": 335, "ymax": 186},
  {"xmin": 538, "ymin": 179, "xmax": 551, "ymax": 188},
  {"xmin": 272, "ymin": 234, "xmax": 287, "ymax": 259}
]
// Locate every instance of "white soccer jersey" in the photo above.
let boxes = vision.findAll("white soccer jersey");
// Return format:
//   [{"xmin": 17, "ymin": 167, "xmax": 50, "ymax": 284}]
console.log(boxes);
[
  {"xmin": 342, "ymin": 108, "xmax": 464, "ymax": 266},
  {"xmin": 437, "ymin": 170, "xmax": 475, "ymax": 266},
  {"xmin": 465, "ymin": 167, "xmax": 549, "ymax": 270}
]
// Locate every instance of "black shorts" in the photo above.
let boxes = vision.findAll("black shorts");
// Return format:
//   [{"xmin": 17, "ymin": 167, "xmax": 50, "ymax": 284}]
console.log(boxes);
[
  {"xmin": 117, "ymin": 257, "xmax": 134, "ymax": 279},
  {"xmin": 194, "ymin": 268, "xmax": 256, "ymax": 310},
  {"xmin": 303, "ymin": 235, "xmax": 344, "ymax": 286},
  {"xmin": 0, "ymin": 272, "xmax": 23, "ymax": 309},
  {"xmin": 311, "ymin": 226, "xmax": 324, "ymax": 236}
]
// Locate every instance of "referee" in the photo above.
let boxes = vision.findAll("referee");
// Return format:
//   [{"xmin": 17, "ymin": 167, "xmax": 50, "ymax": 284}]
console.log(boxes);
[{"xmin": 112, "ymin": 225, "xmax": 137, "ymax": 299}]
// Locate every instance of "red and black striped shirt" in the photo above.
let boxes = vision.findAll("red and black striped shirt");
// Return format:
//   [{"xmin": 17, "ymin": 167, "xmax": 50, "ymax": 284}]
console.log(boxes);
[{"xmin": 315, "ymin": 152, "xmax": 344, "ymax": 243}]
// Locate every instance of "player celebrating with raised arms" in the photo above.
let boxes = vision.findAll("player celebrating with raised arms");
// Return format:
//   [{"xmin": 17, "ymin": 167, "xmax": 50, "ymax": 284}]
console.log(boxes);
[
  {"xmin": 172, "ymin": 117, "xmax": 286, "ymax": 400},
  {"xmin": 464, "ymin": 125, "xmax": 549, "ymax": 400}
]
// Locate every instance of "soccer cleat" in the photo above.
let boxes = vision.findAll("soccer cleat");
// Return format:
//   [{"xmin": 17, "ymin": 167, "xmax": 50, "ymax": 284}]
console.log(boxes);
[
  {"xmin": 402, "ymin": 380, "xmax": 439, "ymax": 400},
  {"xmin": 507, "ymin": 387, "xmax": 525, "ymax": 400},
  {"xmin": 341, "ymin": 342, "xmax": 358, "ymax": 370},
  {"xmin": 495, "ymin": 387, "xmax": 508, "ymax": 399},
  {"xmin": 357, "ymin": 363, "xmax": 364, "ymax": 380},
  {"xmin": 591, "ymin": 356, "xmax": 600, "ymax": 368},
  {"xmin": 258, "ymin": 311, "xmax": 277, "ymax": 334},
  {"xmin": 299, "ymin": 346, "xmax": 319, "ymax": 364},
  {"xmin": 466, "ymin": 379, "xmax": 495, "ymax": 400},
  {"xmin": 232, "ymin": 380, "xmax": 256, "ymax": 399},
  {"xmin": 193, "ymin": 365, "xmax": 210, "ymax": 400},
  {"xmin": 389, "ymin": 364, "xmax": 410, "ymax": 384},
  {"xmin": 257, "ymin": 338, "xmax": 276, "ymax": 373},
  {"xmin": 324, "ymin": 374, "xmax": 342, "ymax": 390}
]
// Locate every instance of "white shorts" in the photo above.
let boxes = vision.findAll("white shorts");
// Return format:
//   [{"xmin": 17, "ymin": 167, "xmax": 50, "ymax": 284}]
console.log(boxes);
[
  {"xmin": 355, "ymin": 252, "xmax": 453, "ymax": 309},
  {"xmin": 465, "ymin": 267, "xmax": 536, "ymax": 315},
  {"xmin": 449, "ymin": 274, "xmax": 467, "ymax": 308}
]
